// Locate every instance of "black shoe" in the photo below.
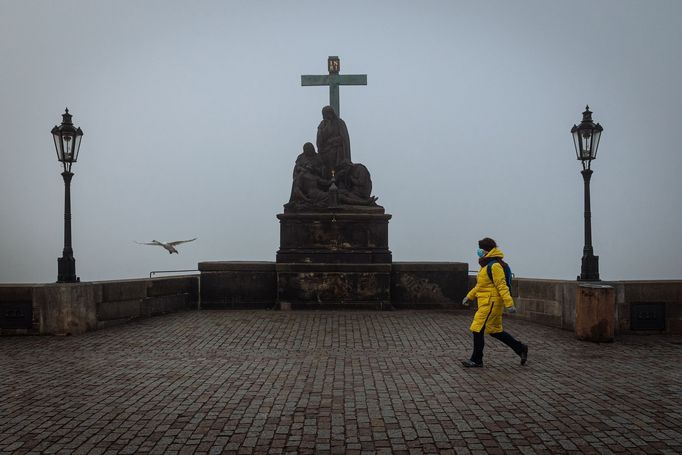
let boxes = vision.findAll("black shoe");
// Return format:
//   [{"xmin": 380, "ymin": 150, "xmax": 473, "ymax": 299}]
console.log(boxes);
[
  {"xmin": 520, "ymin": 344, "xmax": 528, "ymax": 366},
  {"xmin": 461, "ymin": 359, "xmax": 483, "ymax": 368}
]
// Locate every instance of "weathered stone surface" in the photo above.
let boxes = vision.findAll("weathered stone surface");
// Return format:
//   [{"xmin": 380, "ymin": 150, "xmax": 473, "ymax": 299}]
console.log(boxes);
[
  {"xmin": 147, "ymin": 276, "xmax": 198, "ymax": 297},
  {"xmin": 34, "ymin": 284, "xmax": 98, "ymax": 335},
  {"xmin": 199, "ymin": 261, "xmax": 276, "ymax": 272},
  {"xmin": 0, "ymin": 285, "xmax": 35, "ymax": 302},
  {"xmin": 575, "ymin": 284, "xmax": 615, "ymax": 342},
  {"xmin": 97, "ymin": 299, "xmax": 141, "ymax": 321},
  {"xmin": 277, "ymin": 212, "xmax": 392, "ymax": 264},
  {"xmin": 99, "ymin": 280, "xmax": 147, "ymax": 302},
  {"xmin": 621, "ymin": 280, "xmax": 682, "ymax": 302},
  {"xmin": 141, "ymin": 294, "xmax": 190, "ymax": 317},
  {"xmin": 391, "ymin": 262, "xmax": 468, "ymax": 308},
  {"xmin": 0, "ymin": 286, "xmax": 36, "ymax": 334},
  {"xmin": 276, "ymin": 263, "xmax": 390, "ymax": 306},
  {"xmin": 1, "ymin": 277, "xmax": 196, "ymax": 336},
  {"xmin": 516, "ymin": 278, "xmax": 566, "ymax": 300},
  {"xmin": 199, "ymin": 262, "xmax": 277, "ymax": 309}
]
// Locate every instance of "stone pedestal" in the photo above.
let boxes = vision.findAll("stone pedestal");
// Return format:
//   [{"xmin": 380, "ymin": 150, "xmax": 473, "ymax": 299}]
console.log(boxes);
[
  {"xmin": 276, "ymin": 211, "xmax": 392, "ymax": 307},
  {"xmin": 576, "ymin": 283, "xmax": 615, "ymax": 342},
  {"xmin": 276, "ymin": 212, "xmax": 392, "ymax": 264},
  {"xmin": 34, "ymin": 284, "xmax": 97, "ymax": 335},
  {"xmin": 277, "ymin": 263, "xmax": 391, "ymax": 308}
]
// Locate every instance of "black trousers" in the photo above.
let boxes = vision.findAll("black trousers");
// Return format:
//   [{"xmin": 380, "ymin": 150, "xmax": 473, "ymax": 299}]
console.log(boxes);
[{"xmin": 470, "ymin": 329, "xmax": 524, "ymax": 364}]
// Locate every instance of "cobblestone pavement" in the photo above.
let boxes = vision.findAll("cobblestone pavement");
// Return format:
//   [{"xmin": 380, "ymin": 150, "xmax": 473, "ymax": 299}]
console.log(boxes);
[{"xmin": 1, "ymin": 310, "xmax": 681, "ymax": 454}]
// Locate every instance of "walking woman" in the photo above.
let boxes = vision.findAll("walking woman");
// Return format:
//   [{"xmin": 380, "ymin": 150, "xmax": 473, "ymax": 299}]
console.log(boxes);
[{"xmin": 462, "ymin": 237, "xmax": 528, "ymax": 367}]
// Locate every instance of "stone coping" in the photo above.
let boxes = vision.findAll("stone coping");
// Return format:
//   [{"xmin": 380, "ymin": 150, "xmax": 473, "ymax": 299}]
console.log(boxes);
[
  {"xmin": 199, "ymin": 261, "xmax": 277, "ymax": 272},
  {"xmin": 391, "ymin": 262, "xmax": 468, "ymax": 272},
  {"xmin": 276, "ymin": 212, "xmax": 392, "ymax": 221},
  {"xmin": 276, "ymin": 263, "xmax": 392, "ymax": 273}
]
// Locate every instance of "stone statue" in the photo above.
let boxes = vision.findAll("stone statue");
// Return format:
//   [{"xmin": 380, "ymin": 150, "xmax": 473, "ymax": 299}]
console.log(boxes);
[
  {"xmin": 284, "ymin": 109, "xmax": 381, "ymax": 212},
  {"xmin": 285, "ymin": 142, "xmax": 329, "ymax": 210},
  {"xmin": 335, "ymin": 162, "xmax": 378, "ymax": 206},
  {"xmin": 316, "ymin": 105, "xmax": 351, "ymax": 178}
]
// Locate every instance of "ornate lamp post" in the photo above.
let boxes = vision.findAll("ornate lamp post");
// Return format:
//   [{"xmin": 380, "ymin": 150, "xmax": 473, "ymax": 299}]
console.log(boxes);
[
  {"xmin": 51, "ymin": 108, "xmax": 83, "ymax": 283},
  {"xmin": 571, "ymin": 106, "xmax": 603, "ymax": 281}
]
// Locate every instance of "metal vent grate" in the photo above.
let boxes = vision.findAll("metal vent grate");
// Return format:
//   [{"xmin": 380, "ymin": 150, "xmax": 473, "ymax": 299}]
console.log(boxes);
[
  {"xmin": 630, "ymin": 302, "xmax": 666, "ymax": 331},
  {"xmin": 1, "ymin": 302, "xmax": 33, "ymax": 329}
]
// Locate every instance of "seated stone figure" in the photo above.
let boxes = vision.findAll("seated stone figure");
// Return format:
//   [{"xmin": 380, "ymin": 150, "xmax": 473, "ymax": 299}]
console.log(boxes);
[
  {"xmin": 334, "ymin": 161, "xmax": 378, "ymax": 206},
  {"xmin": 285, "ymin": 142, "xmax": 330, "ymax": 211}
]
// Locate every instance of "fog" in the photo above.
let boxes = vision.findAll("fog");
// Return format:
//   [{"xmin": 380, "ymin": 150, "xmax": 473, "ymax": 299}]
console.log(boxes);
[{"xmin": 1, "ymin": 0, "xmax": 680, "ymax": 283}]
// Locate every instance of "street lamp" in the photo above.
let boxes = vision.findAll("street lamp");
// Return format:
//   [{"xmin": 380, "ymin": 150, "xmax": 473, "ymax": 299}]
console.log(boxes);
[
  {"xmin": 51, "ymin": 108, "xmax": 83, "ymax": 283},
  {"xmin": 571, "ymin": 105, "xmax": 603, "ymax": 281}
]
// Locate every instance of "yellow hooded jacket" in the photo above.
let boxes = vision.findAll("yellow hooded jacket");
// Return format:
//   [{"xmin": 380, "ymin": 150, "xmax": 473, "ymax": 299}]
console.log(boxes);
[{"xmin": 466, "ymin": 247, "xmax": 515, "ymax": 333}]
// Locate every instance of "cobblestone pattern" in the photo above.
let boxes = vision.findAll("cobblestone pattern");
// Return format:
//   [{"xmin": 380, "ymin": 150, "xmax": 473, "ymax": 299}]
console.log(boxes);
[{"xmin": 1, "ymin": 310, "xmax": 681, "ymax": 454}]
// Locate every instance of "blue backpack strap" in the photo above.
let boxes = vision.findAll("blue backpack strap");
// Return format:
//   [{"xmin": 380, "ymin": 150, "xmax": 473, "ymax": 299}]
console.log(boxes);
[
  {"xmin": 486, "ymin": 259, "xmax": 498, "ymax": 284},
  {"xmin": 487, "ymin": 260, "xmax": 512, "ymax": 288}
]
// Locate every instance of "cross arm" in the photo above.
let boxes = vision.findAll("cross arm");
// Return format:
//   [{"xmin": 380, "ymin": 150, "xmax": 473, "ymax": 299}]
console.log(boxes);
[
  {"xmin": 301, "ymin": 75, "xmax": 330, "ymax": 86},
  {"xmin": 336, "ymin": 74, "xmax": 367, "ymax": 86}
]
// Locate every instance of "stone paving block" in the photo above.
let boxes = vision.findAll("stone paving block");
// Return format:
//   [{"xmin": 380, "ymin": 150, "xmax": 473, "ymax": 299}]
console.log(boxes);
[{"xmin": 0, "ymin": 310, "xmax": 681, "ymax": 453}]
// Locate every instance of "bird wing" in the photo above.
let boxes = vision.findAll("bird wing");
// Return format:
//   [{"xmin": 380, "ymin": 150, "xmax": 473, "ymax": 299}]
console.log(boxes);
[
  {"xmin": 167, "ymin": 238, "xmax": 198, "ymax": 246},
  {"xmin": 135, "ymin": 240, "xmax": 163, "ymax": 246}
]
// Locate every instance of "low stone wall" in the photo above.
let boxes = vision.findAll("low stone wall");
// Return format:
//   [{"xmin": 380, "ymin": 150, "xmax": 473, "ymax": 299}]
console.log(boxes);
[
  {"xmin": 0, "ymin": 276, "xmax": 198, "ymax": 336},
  {"xmin": 619, "ymin": 281, "xmax": 682, "ymax": 334},
  {"xmin": 392, "ymin": 262, "xmax": 468, "ymax": 309},
  {"xmin": 0, "ymin": 285, "xmax": 37, "ymax": 335},
  {"xmin": 4, "ymin": 273, "xmax": 679, "ymax": 336},
  {"xmin": 199, "ymin": 261, "xmax": 468, "ymax": 309},
  {"xmin": 466, "ymin": 275, "xmax": 682, "ymax": 335},
  {"xmin": 199, "ymin": 262, "xmax": 277, "ymax": 309}
]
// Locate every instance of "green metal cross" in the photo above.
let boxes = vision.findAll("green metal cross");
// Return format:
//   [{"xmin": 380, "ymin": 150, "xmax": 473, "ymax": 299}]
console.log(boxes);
[{"xmin": 301, "ymin": 56, "xmax": 367, "ymax": 117}]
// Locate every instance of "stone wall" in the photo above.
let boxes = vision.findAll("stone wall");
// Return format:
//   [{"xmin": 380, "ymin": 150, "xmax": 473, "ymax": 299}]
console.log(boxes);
[
  {"xmin": 467, "ymin": 275, "xmax": 682, "ymax": 335},
  {"xmin": 0, "ymin": 276, "xmax": 198, "ymax": 336},
  {"xmin": 199, "ymin": 261, "xmax": 468, "ymax": 310},
  {"xmin": 3, "ymin": 273, "xmax": 680, "ymax": 336},
  {"xmin": 619, "ymin": 281, "xmax": 682, "ymax": 334},
  {"xmin": 199, "ymin": 262, "xmax": 277, "ymax": 309},
  {"xmin": 391, "ymin": 262, "xmax": 468, "ymax": 308}
]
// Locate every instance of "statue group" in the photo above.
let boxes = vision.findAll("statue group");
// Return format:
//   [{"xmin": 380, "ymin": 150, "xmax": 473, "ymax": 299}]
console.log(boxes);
[{"xmin": 285, "ymin": 106, "xmax": 379, "ymax": 212}]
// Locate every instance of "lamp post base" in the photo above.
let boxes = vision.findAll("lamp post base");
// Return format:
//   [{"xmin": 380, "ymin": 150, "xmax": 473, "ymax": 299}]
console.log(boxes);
[
  {"xmin": 57, "ymin": 256, "xmax": 79, "ymax": 283},
  {"xmin": 578, "ymin": 254, "xmax": 600, "ymax": 281}
]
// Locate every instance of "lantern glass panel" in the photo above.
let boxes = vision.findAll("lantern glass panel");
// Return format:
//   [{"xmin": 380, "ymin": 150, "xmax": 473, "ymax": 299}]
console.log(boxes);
[
  {"xmin": 591, "ymin": 129, "xmax": 601, "ymax": 159},
  {"xmin": 62, "ymin": 133, "xmax": 75, "ymax": 162},
  {"xmin": 572, "ymin": 128, "xmax": 580, "ymax": 160},
  {"xmin": 52, "ymin": 129, "xmax": 63, "ymax": 161},
  {"xmin": 581, "ymin": 131, "xmax": 593, "ymax": 159}
]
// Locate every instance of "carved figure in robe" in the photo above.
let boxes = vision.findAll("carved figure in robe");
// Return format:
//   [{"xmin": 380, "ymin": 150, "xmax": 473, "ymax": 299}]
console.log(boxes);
[
  {"xmin": 335, "ymin": 161, "xmax": 378, "ymax": 206},
  {"xmin": 316, "ymin": 105, "xmax": 351, "ymax": 178},
  {"xmin": 285, "ymin": 142, "xmax": 329, "ymax": 210}
]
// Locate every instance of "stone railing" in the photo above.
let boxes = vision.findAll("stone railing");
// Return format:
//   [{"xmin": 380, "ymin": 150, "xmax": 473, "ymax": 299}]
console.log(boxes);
[
  {"xmin": 0, "ymin": 276, "xmax": 198, "ymax": 336},
  {"xmin": 198, "ymin": 261, "xmax": 469, "ymax": 309},
  {"xmin": 2, "ymin": 271, "xmax": 678, "ymax": 336},
  {"xmin": 468, "ymin": 276, "xmax": 682, "ymax": 335}
]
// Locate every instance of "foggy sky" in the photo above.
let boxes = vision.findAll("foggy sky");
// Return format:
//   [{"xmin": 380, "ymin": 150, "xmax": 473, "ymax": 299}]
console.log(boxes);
[{"xmin": 1, "ymin": 0, "xmax": 681, "ymax": 283}]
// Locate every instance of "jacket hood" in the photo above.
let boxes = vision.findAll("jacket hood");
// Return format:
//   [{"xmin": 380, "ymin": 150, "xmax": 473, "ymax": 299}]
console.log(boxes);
[{"xmin": 485, "ymin": 247, "xmax": 504, "ymax": 259}]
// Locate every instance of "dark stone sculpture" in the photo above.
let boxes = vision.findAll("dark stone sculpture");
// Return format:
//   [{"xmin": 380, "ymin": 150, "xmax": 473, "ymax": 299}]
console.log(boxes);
[
  {"xmin": 276, "ymin": 106, "xmax": 392, "ymax": 307},
  {"xmin": 317, "ymin": 105, "xmax": 351, "ymax": 177},
  {"xmin": 285, "ymin": 142, "xmax": 329, "ymax": 211},
  {"xmin": 335, "ymin": 162, "xmax": 378, "ymax": 206},
  {"xmin": 285, "ymin": 106, "xmax": 380, "ymax": 212}
]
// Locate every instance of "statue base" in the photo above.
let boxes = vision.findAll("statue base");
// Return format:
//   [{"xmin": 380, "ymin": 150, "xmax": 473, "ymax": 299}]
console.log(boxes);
[
  {"xmin": 276, "ymin": 212, "xmax": 392, "ymax": 264},
  {"xmin": 276, "ymin": 263, "xmax": 391, "ymax": 308},
  {"xmin": 276, "ymin": 211, "xmax": 392, "ymax": 306}
]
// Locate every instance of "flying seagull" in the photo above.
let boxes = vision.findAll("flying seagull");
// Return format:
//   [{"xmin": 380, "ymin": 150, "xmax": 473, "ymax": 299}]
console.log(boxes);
[{"xmin": 135, "ymin": 238, "xmax": 197, "ymax": 254}]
